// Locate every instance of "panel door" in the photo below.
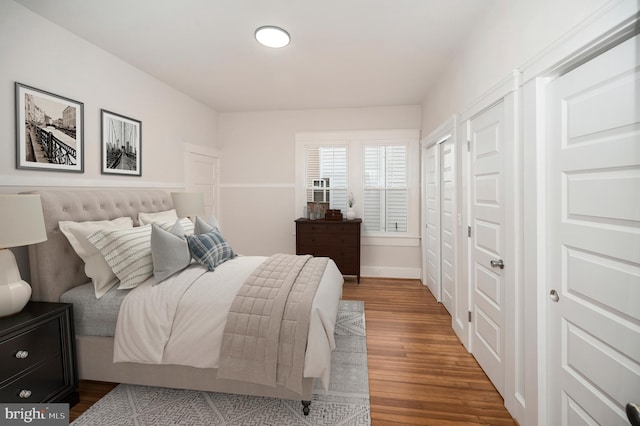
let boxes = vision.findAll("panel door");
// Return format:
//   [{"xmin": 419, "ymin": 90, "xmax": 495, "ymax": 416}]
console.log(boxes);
[
  {"xmin": 186, "ymin": 152, "xmax": 219, "ymax": 218},
  {"xmin": 425, "ymin": 143, "xmax": 441, "ymax": 300},
  {"xmin": 440, "ymin": 137, "xmax": 455, "ymax": 314},
  {"xmin": 545, "ymin": 34, "xmax": 640, "ymax": 425},
  {"xmin": 469, "ymin": 100, "xmax": 506, "ymax": 396}
]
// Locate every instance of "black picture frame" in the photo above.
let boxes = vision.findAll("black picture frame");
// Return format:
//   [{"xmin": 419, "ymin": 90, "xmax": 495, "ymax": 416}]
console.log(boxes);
[
  {"xmin": 101, "ymin": 109, "xmax": 142, "ymax": 176},
  {"xmin": 15, "ymin": 82, "xmax": 84, "ymax": 173}
]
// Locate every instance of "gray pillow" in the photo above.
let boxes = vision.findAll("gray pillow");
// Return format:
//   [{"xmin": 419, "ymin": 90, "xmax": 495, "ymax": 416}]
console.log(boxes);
[
  {"xmin": 150, "ymin": 221, "xmax": 191, "ymax": 284},
  {"xmin": 194, "ymin": 216, "xmax": 216, "ymax": 234}
]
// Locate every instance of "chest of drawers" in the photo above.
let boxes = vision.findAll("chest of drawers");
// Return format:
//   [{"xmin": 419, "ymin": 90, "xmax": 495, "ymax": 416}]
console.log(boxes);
[
  {"xmin": 295, "ymin": 218, "xmax": 362, "ymax": 283},
  {"xmin": 0, "ymin": 302, "xmax": 78, "ymax": 405}
]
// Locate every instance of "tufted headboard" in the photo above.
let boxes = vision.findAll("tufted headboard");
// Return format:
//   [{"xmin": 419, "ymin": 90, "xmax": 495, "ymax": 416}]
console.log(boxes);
[{"xmin": 26, "ymin": 190, "xmax": 173, "ymax": 303}]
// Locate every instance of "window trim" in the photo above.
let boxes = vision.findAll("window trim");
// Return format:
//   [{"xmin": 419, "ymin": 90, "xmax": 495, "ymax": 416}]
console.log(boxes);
[{"xmin": 295, "ymin": 129, "xmax": 421, "ymax": 242}]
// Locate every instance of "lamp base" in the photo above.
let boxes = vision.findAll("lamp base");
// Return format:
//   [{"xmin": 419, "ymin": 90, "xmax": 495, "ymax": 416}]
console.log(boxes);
[{"xmin": 0, "ymin": 249, "xmax": 32, "ymax": 317}]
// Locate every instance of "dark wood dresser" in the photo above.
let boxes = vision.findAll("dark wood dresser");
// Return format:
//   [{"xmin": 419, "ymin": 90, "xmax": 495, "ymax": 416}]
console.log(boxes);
[
  {"xmin": 0, "ymin": 302, "xmax": 78, "ymax": 405},
  {"xmin": 295, "ymin": 218, "xmax": 362, "ymax": 283}
]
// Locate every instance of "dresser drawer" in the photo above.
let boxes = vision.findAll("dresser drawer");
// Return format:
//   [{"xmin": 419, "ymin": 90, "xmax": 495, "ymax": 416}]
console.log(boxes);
[
  {"xmin": 0, "ymin": 319, "xmax": 61, "ymax": 381},
  {"xmin": 326, "ymin": 223, "xmax": 359, "ymax": 234},
  {"xmin": 326, "ymin": 233, "xmax": 359, "ymax": 246},
  {"xmin": 297, "ymin": 223, "xmax": 328, "ymax": 234},
  {"xmin": 0, "ymin": 354, "xmax": 66, "ymax": 402}
]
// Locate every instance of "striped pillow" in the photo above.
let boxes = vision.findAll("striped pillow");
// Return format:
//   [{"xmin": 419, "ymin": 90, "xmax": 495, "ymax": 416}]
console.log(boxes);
[
  {"xmin": 88, "ymin": 218, "xmax": 195, "ymax": 290},
  {"xmin": 88, "ymin": 224, "xmax": 154, "ymax": 290},
  {"xmin": 186, "ymin": 229, "xmax": 236, "ymax": 271}
]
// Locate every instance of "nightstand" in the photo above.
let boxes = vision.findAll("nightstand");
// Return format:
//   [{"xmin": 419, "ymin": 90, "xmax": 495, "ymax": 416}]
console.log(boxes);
[
  {"xmin": 0, "ymin": 302, "xmax": 78, "ymax": 405},
  {"xmin": 295, "ymin": 218, "xmax": 362, "ymax": 283}
]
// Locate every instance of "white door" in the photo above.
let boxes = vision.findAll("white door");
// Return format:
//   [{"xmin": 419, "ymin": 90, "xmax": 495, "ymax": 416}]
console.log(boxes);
[
  {"xmin": 440, "ymin": 138, "xmax": 455, "ymax": 314},
  {"xmin": 186, "ymin": 151, "xmax": 219, "ymax": 219},
  {"xmin": 425, "ymin": 143, "xmax": 440, "ymax": 300},
  {"xmin": 469, "ymin": 101, "xmax": 506, "ymax": 396},
  {"xmin": 545, "ymin": 34, "xmax": 640, "ymax": 425}
]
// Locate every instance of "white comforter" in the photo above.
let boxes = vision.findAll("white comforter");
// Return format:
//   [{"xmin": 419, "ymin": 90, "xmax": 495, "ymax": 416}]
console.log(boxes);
[{"xmin": 113, "ymin": 256, "xmax": 344, "ymax": 391}]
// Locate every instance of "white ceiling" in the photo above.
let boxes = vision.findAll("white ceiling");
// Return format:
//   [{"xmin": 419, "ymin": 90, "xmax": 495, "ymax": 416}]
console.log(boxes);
[{"xmin": 15, "ymin": 0, "xmax": 496, "ymax": 112}]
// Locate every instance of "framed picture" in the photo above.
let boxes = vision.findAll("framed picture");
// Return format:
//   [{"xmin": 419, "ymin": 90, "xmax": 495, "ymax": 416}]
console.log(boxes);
[
  {"xmin": 101, "ymin": 109, "xmax": 141, "ymax": 176},
  {"xmin": 15, "ymin": 82, "xmax": 84, "ymax": 172}
]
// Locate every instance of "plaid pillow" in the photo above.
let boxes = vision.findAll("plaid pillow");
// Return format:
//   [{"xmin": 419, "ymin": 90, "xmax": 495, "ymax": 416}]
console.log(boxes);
[{"xmin": 186, "ymin": 229, "xmax": 236, "ymax": 271}]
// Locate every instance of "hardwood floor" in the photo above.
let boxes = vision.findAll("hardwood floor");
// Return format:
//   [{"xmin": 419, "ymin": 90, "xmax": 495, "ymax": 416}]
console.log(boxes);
[
  {"xmin": 343, "ymin": 278, "xmax": 515, "ymax": 425},
  {"xmin": 70, "ymin": 277, "xmax": 515, "ymax": 425}
]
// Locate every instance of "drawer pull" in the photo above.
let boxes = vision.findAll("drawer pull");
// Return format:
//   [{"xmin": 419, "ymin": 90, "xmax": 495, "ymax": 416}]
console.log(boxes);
[
  {"xmin": 15, "ymin": 350, "xmax": 29, "ymax": 359},
  {"xmin": 19, "ymin": 390, "xmax": 32, "ymax": 399}
]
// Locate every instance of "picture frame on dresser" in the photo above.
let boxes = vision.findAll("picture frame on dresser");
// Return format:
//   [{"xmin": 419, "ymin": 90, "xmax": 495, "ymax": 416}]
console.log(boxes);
[
  {"xmin": 101, "ymin": 109, "xmax": 142, "ymax": 176},
  {"xmin": 15, "ymin": 82, "xmax": 84, "ymax": 173}
]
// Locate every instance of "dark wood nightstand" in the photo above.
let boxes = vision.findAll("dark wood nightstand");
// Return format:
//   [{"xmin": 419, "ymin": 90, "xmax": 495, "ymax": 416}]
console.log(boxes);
[
  {"xmin": 0, "ymin": 302, "xmax": 78, "ymax": 406},
  {"xmin": 295, "ymin": 218, "xmax": 362, "ymax": 283}
]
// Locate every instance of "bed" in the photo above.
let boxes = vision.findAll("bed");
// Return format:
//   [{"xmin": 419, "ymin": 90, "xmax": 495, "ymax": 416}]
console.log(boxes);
[{"xmin": 26, "ymin": 189, "xmax": 344, "ymax": 414}]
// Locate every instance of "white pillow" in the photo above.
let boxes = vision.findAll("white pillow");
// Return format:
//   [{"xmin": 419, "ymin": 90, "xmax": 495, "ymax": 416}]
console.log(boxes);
[
  {"xmin": 88, "ymin": 224, "xmax": 154, "ymax": 290},
  {"xmin": 87, "ymin": 219, "xmax": 193, "ymax": 290},
  {"xmin": 138, "ymin": 209, "xmax": 178, "ymax": 225},
  {"xmin": 156, "ymin": 217, "xmax": 195, "ymax": 236},
  {"xmin": 59, "ymin": 217, "xmax": 134, "ymax": 298}
]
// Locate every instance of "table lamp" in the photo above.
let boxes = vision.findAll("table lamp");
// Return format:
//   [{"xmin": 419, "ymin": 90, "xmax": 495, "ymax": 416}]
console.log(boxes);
[
  {"xmin": 170, "ymin": 192, "xmax": 205, "ymax": 220},
  {"xmin": 0, "ymin": 194, "xmax": 47, "ymax": 317}
]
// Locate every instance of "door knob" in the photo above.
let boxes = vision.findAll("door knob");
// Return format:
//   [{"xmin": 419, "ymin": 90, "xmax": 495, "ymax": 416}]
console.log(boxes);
[
  {"xmin": 550, "ymin": 290, "xmax": 559, "ymax": 302},
  {"xmin": 490, "ymin": 259, "xmax": 504, "ymax": 269},
  {"xmin": 627, "ymin": 403, "xmax": 640, "ymax": 426}
]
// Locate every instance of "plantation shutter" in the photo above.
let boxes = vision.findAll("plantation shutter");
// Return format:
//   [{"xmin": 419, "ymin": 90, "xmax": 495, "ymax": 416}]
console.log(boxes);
[
  {"xmin": 305, "ymin": 145, "xmax": 348, "ymax": 211},
  {"xmin": 363, "ymin": 145, "xmax": 407, "ymax": 232}
]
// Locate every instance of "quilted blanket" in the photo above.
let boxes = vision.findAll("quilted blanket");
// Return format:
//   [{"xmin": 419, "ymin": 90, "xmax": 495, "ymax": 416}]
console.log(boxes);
[{"xmin": 216, "ymin": 254, "xmax": 329, "ymax": 393}]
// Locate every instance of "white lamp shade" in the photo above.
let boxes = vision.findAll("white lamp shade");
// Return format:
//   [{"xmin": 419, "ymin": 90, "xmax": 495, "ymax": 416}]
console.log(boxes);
[
  {"xmin": 170, "ymin": 192, "xmax": 206, "ymax": 218},
  {"xmin": 0, "ymin": 194, "xmax": 47, "ymax": 248}
]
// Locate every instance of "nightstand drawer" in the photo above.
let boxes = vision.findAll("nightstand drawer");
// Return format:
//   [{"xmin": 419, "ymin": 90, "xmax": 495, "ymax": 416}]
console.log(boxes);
[
  {"xmin": 0, "ymin": 318, "xmax": 61, "ymax": 381},
  {"xmin": 0, "ymin": 354, "xmax": 66, "ymax": 402}
]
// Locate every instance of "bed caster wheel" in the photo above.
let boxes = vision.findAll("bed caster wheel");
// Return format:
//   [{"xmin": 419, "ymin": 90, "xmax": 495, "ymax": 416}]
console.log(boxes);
[{"xmin": 302, "ymin": 400, "xmax": 311, "ymax": 416}]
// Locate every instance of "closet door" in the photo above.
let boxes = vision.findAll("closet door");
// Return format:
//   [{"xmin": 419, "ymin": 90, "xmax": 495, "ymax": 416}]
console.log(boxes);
[
  {"xmin": 469, "ymin": 101, "xmax": 506, "ymax": 396},
  {"xmin": 424, "ymin": 143, "xmax": 440, "ymax": 300},
  {"xmin": 440, "ymin": 138, "xmax": 455, "ymax": 314},
  {"xmin": 545, "ymin": 34, "xmax": 640, "ymax": 425}
]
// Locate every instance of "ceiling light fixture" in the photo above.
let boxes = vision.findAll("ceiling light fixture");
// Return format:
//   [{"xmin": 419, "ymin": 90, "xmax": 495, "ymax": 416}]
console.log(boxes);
[{"xmin": 255, "ymin": 26, "xmax": 290, "ymax": 48}]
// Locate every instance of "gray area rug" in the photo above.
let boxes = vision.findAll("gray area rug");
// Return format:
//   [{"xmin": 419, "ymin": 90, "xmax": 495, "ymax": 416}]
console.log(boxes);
[{"xmin": 72, "ymin": 300, "xmax": 370, "ymax": 425}]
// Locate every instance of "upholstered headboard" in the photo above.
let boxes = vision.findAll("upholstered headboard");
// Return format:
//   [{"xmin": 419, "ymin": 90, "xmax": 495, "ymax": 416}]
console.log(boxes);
[{"xmin": 26, "ymin": 190, "xmax": 173, "ymax": 303}]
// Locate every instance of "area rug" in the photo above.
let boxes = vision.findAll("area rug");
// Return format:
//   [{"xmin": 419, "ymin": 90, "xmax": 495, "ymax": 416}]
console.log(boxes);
[{"xmin": 72, "ymin": 300, "xmax": 370, "ymax": 426}]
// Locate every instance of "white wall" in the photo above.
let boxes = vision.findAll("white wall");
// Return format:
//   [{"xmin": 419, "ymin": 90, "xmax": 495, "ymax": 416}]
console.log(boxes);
[
  {"xmin": 218, "ymin": 106, "xmax": 423, "ymax": 277},
  {"xmin": 0, "ymin": 1, "xmax": 219, "ymax": 190},
  {"xmin": 421, "ymin": 0, "xmax": 611, "ymax": 131},
  {"xmin": 0, "ymin": 1, "xmax": 219, "ymax": 280}
]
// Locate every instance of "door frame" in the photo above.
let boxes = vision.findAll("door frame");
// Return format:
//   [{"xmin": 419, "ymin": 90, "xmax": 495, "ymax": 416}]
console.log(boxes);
[
  {"xmin": 513, "ymin": 2, "xmax": 640, "ymax": 425},
  {"xmin": 421, "ymin": 116, "xmax": 463, "ymax": 332},
  {"xmin": 460, "ymin": 70, "xmax": 522, "ymax": 414},
  {"xmin": 184, "ymin": 142, "xmax": 221, "ymax": 219},
  {"xmin": 521, "ymin": 6, "xmax": 640, "ymax": 426}
]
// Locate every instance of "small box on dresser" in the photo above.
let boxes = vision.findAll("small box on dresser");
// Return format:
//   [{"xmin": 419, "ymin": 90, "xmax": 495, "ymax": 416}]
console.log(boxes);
[
  {"xmin": 0, "ymin": 302, "xmax": 78, "ymax": 405},
  {"xmin": 295, "ymin": 218, "xmax": 362, "ymax": 283}
]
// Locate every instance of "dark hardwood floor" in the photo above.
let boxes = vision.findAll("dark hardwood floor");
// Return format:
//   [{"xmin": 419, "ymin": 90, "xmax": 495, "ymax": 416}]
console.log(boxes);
[{"xmin": 70, "ymin": 277, "xmax": 515, "ymax": 425}]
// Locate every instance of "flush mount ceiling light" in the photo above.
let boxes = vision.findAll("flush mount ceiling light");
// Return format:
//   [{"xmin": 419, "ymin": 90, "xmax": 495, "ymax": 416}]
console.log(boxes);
[{"xmin": 255, "ymin": 25, "xmax": 290, "ymax": 48}]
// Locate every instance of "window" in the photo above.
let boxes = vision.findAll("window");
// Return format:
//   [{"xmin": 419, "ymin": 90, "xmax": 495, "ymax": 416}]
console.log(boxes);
[
  {"xmin": 363, "ymin": 145, "xmax": 407, "ymax": 233},
  {"xmin": 296, "ymin": 129, "xmax": 419, "ymax": 241},
  {"xmin": 305, "ymin": 145, "xmax": 348, "ymax": 210}
]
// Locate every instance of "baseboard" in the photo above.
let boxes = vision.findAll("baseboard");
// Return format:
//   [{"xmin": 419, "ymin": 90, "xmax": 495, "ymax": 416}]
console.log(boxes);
[{"xmin": 361, "ymin": 266, "xmax": 421, "ymax": 279}]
